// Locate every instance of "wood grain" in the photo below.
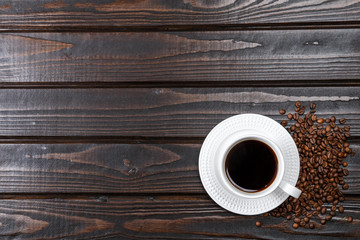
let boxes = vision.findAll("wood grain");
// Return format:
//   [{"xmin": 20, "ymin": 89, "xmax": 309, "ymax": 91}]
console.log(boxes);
[
  {"xmin": 0, "ymin": 87, "xmax": 357, "ymax": 137},
  {"xmin": 0, "ymin": 30, "xmax": 359, "ymax": 83},
  {"xmin": 0, "ymin": 195, "xmax": 359, "ymax": 239},
  {"xmin": 0, "ymin": 142, "xmax": 358, "ymax": 194},
  {"xmin": 0, "ymin": 0, "xmax": 359, "ymax": 30}
]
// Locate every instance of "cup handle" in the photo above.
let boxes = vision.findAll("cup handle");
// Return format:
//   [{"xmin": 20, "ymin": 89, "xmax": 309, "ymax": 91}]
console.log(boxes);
[{"xmin": 279, "ymin": 181, "xmax": 302, "ymax": 198}]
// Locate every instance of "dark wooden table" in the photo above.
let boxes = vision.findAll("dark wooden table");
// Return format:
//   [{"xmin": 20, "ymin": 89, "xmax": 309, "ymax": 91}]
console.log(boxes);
[{"xmin": 0, "ymin": 0, "xmax": 359, "ymax": 239}]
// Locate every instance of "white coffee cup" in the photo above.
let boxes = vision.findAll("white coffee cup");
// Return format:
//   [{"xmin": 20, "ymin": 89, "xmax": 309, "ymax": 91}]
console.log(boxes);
[{"xmin": 214, "ymin": 129, "xmax": 301, "ymax": 199}]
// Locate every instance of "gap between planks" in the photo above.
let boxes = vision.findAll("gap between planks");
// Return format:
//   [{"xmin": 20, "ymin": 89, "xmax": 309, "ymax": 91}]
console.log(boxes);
[
  {"xmin": 0, "ymin": 136, "xmax": 358, "ymax": 144},
  {"xmin": 0, "ymin": 22, "xmax": 360, "ymax": 33},
  {"xmin": 0, "ymin": 193, "xmax": 359, "ymax": 201},
  {"xmin": 0, "ymin": 80, "xmax": 359, "ymax": 89}
]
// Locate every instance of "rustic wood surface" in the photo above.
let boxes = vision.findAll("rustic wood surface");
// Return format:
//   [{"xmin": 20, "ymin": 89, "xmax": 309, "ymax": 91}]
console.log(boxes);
[
  {"xmin": 0, "ymin": 0, "xmax": 359, "ymax": 30},
  {"xmin": 0, "ymin": 196, "xmax": 359, "ymax": 239},
  {"xmin": 0, "ymin": 88, "xmax": 357, "ymax": 136},
  {"xmin": 0, "ymin": 0, "xmax": 359, "ymax": 239},
  {"xmin": 0, "ymin": 30, "xmax": 359, "ymax": 83},
  {"xmin": 0, "ymin": 143, "xmax": 358, "ymax": 194}
]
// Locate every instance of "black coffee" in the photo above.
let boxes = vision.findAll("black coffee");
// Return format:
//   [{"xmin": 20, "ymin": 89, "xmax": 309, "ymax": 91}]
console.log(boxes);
[{"xmin": 225, "ymin": 140, "xmax": 278, "ymax": 192}]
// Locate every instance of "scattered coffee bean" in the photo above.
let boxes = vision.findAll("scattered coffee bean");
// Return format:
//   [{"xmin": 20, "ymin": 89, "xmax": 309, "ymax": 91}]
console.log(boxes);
[
  {"xmin": 280, "ymin": 109, "xmax": 286, "ymax": 115},
  {"xmin": 300, "ymin": 220, "xmax": 306, "ymax": 227},
  {"xmin": 293, "ymin": 223, "xmax": 299, "ymax": 229},
  {"xmin": 326, "ymin": 125, "xmax": 331, "ymax": 132},
  {"xmin": 286, "ymin": 215, "xmax": 292, "ymax": 220},
  {"xmin": 304, "ymin": 217, "xmax": 310, "ymax": 223},
  {"xmin": 321, "ymin": 219, "xmax": 326, "ymax": 225},
  {"xmin": 281, "ymin": 120, "xmax": 288, "ymax": 126},
  {"xmin": 326, "ymin": 195, "xmax": 334, "ymax": 203},
  {"xmin": 325, "ymin": 215, "xmax": 332, "ymax": 221},
  {"xmin": 296, "ymin": 102, "xmax": 301, "ymax": 108},
  {"xmin": 294, "ymin": 217, "xmax": 301, "ymax": 223},
  {"xmin": 310, "ymin": 103, "xmax": 316, "ymax": 110},
  {"xmin": 309, "ymin": 223, "xmax": 315, "ymax": 229},
  {"xmin": 256, "ymin": 221, "xmax": 262, "ymax": 227},
  {"xmin": 288, "ymin": 113, "xmax": 293, "ymax": 120},
  {"xmin": 339, "ymin": 118, "xmax": 346, "ymax": 124},
  {"xmin": 339, "ymin": 205, "xmax": 344, "ymax": 213},
  {"xmin": 317, "ymin": 118, "xmax": 325, "ymax": 124},
  {"xmin": 321, "ymin": 207, "xmax": 327, "ymax": 214},
  {"xmin": 348, "ymin": 216, "xmax": 353, "ymax": 223}
]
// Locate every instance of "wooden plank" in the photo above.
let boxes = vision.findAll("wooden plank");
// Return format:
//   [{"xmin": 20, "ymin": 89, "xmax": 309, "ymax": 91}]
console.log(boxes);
[
  {"xmin": 0, "ymin": 87, "xmax": 357, "ymax": 137},
  {"xmin": 0, "ymin": 143, "xmax": 358, "ymax": 194},
  {"xmin": 0, "ymin": 195, "xmax": 359, "ymax": 239},
  {"xmin": 0, "ymin": 0, "xmax": 359, "ymax": 29},
  {"xmin": 1, "ymin": 30, "xmax": 359, "ymax": 83}
]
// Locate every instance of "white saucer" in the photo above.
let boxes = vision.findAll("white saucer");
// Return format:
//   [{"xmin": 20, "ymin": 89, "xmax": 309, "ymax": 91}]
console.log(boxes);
[{"xmin": 198, "ymin": 114, "xmax": 300, "ymax": 215}]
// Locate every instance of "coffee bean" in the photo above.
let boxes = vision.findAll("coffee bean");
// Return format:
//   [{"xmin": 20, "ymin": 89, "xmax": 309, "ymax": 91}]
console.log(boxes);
[
  {"xmin": 286, "ymin": 215, "xmax": 292, "ymax": 220},
  {"xmin": 347, "ymin": 216, "xmax": 353, "ymax": 223},
  {"xmin": 310, "ymin": 103, "xmax": 316, "ymax": 109},
  {"xmin": 287, "ymin": 113, "xmax": 293, "ymax": 120},
  {"xmin": 304, "ymin": 217, "xmax": 310, "ymax": 223},
  {"xmin": 326, "ymin": 125, "xmax": 331, "ymax": 132},
  {"xmin": 256, "ymin": 221, "xmax": 262, "ymax": 227},
  {"xmin": 320, "ymin": 207, "xmax": 326, "ymax": 214},
  {"xmin": 287, "ymin": 204, "xmax": 292, "ymax": 212},
  {"xmin": 321, "ymin": 219, "xmax": 326, "ymax": 225},
  {"xmin": 339, "ymin": 205, "xmax": 344, "ymax": 213},
  {"xmin": 331, "ymin": 205, "xmax": 337, "ymax": 212},
  {"xmin": 300, "ymin": 220, "xmax": 306, "ymax": 227},
  {"xmin": 325, "ymin": 215, "xmax": 332, "ymax": 221},
  {"xmin": 280, "ymin": 109, "xmax": 286, "ymax": 115},
  {"xmin": 342, "ymin": 184, "xmax": 349, "ymax": 190},
  {"xmin": 326, "ymin": 195, "xmax": 334, "ymax": 203},
  {"xmin": 295, "ymin": 102, "xmax": 301, "ymax": 108},
  {"xmin": 281, "ymin": 120, "xmax": 288, "ymax": 126},
  {"xmin": 317, "ymin": 118, "xmax": 325, "ymax": 124},
  {"xmin": 339, "ymin": 118, "xmax": 346, "ymax": 124},
  {"xmin": 294, "ymin": 217, "xmax": 301, "ymax": 223},
  {"xmin": 293, "ymin": 223, "xmax": 299, "ymax": 229},
  {"xmin": 309, "ymin": 223, "xmax": 315, "ymax": 229}
]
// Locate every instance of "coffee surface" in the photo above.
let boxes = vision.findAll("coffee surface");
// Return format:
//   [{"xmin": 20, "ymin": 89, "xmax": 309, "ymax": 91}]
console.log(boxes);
[{"xmin": 225, "ymin": 140, "xmax": 278, "ymax": 192}]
